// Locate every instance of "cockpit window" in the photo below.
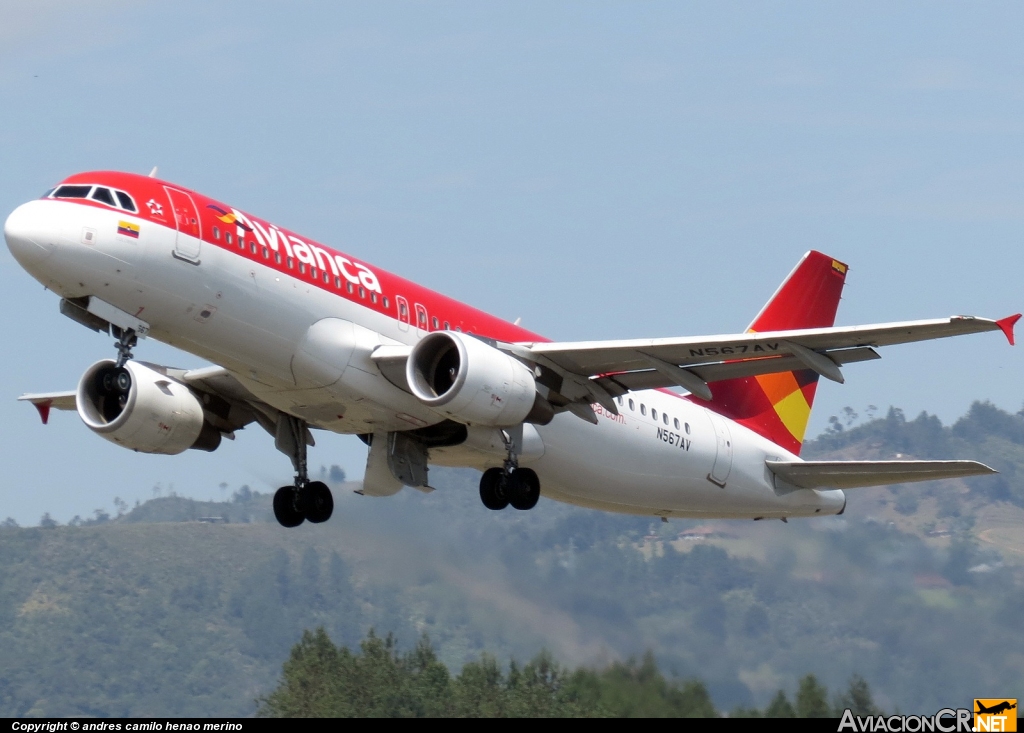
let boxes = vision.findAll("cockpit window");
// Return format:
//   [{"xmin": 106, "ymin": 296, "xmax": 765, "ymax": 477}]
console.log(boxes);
[
  {"xmin": 52, "ymin": 185, "xmax": 92, "ymax": 199},
  {"xmin": 115, "ymin": 191, "xmax": 137, "ymax": 212},
  {"xmin": 91, "ymin": 187, "xmax": 116, "ymax": 206}
]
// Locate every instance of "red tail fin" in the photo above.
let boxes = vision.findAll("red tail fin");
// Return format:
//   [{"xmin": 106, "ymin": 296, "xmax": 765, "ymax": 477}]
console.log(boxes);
[{"xmin": 694, "ymin": 251, "xmax": 848, "ymax": 454}]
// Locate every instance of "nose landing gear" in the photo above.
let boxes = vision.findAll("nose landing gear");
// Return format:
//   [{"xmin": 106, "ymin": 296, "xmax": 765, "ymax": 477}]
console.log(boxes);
[{"xmin": 272, "ymin": 415, "xmax": 335, "ymax": 528}]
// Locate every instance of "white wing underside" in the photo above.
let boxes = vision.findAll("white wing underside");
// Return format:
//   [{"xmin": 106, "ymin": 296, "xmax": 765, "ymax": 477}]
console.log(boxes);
[{"xmin": 516, "ymin": 316, "xmax": 1011, "ymax": 397}]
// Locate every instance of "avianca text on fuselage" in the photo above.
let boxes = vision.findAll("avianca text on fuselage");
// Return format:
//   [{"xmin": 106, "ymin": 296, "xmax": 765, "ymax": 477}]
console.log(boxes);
[{"xmin": 216, "ymin": 206, "xmax": 382, "ymax": 295}]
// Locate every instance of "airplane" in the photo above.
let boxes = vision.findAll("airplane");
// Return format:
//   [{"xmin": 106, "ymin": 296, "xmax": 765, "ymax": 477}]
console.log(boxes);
[
  {"xmin": 976, "ymin": 701, "xmax": 1017, "ymax": 716},
  {"xmin": 4, "ymin": 170, "xmax": 1019, "ymax": 527}
]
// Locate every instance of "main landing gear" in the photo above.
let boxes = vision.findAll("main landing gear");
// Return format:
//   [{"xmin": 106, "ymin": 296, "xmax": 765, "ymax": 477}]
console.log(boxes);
[
  {"xmin": 273, "ymin": 415, "xmax": 334, "ymax": 528},
  {"xmin": 479, "ymin": 466, "xmax": 540, "ymax": 511},
  {"xmin": 479, "ymin": 428, "xmax": 540, "ymax": 511}
]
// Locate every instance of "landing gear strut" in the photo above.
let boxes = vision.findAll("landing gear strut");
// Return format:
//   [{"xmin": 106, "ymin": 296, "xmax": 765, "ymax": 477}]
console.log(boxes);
[
  {"xmin": 113, "ymin": 327, "xmax": 137, "ymax": 367},
  {"xmin": 478, "ymin": 428, "xmax": 540, "ymax": 511},
  {"xmin": 273, "ymin": 415, "xmax": 334, "ymax": 527}
]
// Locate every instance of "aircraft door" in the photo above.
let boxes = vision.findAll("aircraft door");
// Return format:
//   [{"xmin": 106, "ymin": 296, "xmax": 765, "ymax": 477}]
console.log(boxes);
[
  {"xmin": 164, "ymin": 187, "xmax": 202, "ymax": 262},
  {"xmin": 705, "ymin": 409, "xmax": 733, "ymax": 487}
]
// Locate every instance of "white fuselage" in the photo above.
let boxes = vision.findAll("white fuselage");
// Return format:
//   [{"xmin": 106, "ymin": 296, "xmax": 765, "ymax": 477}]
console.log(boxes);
[{"xmin": 5, "ymin": 196, "xmax": 845, "ymax": 519}]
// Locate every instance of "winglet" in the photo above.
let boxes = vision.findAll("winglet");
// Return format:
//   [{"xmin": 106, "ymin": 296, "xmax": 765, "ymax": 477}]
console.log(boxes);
[
  {"xmin": 32, "ymin": 400, "xmax": 52, "ymax": 425},
  {"xmin": 996, "ymin": 313, "xmax": 1021, "ymax": 346}
]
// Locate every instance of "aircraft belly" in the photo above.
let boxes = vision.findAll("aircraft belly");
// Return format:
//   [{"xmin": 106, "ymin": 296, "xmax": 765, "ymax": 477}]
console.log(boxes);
[{"xmin": 531, "ymin": 394, "xmax": 835, "ymax": 518}]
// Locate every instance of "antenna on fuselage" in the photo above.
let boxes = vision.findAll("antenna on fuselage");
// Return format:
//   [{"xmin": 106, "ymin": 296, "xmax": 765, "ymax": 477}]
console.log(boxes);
[
  {"xmin": 148, "ymin": 166, "xmax": 158, "ymax": 178},
  {"xmin": 513, "ymin": 317, "xmax": 522, "ymax": 326}
]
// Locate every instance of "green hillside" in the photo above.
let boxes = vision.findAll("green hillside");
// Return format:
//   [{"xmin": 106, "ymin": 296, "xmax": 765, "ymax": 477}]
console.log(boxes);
[{"xmin": 1, "ymin": 401, "xmax": 1022, "ymax": 717}]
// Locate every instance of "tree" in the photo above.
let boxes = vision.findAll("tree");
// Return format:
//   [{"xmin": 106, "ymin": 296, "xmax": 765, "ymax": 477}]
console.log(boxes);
[
  {"xmin": 836, "ymin": 675, "xmax": 881, "ymax": 717},
  {"xmin": 765, "ymin": 690, "xmax": 796, "ymax": 718},
  {"xmin": 795, "ymin": 674, "xmax": 831, "ymax": 718}
]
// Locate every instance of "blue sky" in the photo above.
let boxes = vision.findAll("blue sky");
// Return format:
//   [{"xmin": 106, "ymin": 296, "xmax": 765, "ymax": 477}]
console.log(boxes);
[{"xmin": 1, "ymin": 2, "xmax": 1022, "ymax": 524}]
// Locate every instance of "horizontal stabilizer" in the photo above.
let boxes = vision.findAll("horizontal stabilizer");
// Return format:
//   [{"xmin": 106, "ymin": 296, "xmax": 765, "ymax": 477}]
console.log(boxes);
[{"xmin": 766, "ymin": 459, "xmax": 996, "ymax": 489}]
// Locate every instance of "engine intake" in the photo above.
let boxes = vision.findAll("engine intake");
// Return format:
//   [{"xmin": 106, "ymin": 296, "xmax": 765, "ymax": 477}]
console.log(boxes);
[
  {"xmin": 77, "ymin": 359, "xmax": 219, "ymax": 454},
  {"xmin": 406, "ymin": 332, "xmax": 551, "ymax": 426}
]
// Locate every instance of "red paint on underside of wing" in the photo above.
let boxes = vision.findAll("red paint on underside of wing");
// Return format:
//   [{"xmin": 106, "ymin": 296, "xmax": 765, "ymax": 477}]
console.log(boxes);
[{"xmin": 33, "ymin": 400, "xmax": 52, "ymax": 425}]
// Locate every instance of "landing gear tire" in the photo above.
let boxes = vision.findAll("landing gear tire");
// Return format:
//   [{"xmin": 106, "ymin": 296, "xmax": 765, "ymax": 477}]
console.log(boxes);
[
  {"xmin": 508, "ymin": 467, "xmax": 540, "ymax": 511},
  {"xmin": 273, "ymin": 486, "xmax": 305, "ymax": 528},
  {"xmin": 479, "ymin": 467, "xmax": 510, "ymax": 510},
  {"xmin": 302, "ymin": 481, "xmax": 334, "ymax": 524}
]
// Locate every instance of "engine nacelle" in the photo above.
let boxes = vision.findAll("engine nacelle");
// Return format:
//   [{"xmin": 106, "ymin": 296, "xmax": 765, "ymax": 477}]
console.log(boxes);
[
  {"xmin": 407, "ymin": 332, "xmax": 549, "ymax": 427},
  {"xmin": 77, "ymin": 359, "xmax": 218, "ymax": 454}
]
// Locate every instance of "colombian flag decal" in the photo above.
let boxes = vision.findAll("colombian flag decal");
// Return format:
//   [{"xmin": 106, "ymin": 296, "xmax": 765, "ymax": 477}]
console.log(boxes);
[{"xmin": 117, "ymin": 221, "xmax": 140, "ymax": 239}]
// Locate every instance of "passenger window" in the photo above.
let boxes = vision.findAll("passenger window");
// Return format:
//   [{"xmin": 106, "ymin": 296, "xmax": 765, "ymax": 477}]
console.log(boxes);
[
  {"xmin": 663, "ymin": 413, "xmax": 669, "ymax": 425},
  {"xmin": 287, "ymin": 257, "xmax": 294, "ymax": 269},
  {"xmin": 371, "ymin": 292, "xmax": 377, "ymax": 303},
  {"xmin": 443, "ymin": 321, "xmax": 450, "ymax": 329},
  {"xmin": 432, "ymin": 316, "xmax": 439, "ymax": 329},
  {"xmin": 115, "ymin": 191, "xmax": 137, "ymax": 211},
  {"xmin": 310, "ymin": 267, "xmax": 317, "ymax": 279},
  {"xmin": 640, "ymin": 404, "xmax": 646, "ymax": 416},
  {"xmin": 225, "ymin": 232, "xmax": 233, "ymax": 245},
  {"xmin": 629, "ymin": 399, "xmax": 635, "ymax": 411},
  {"xmin": 251, "ymin": 242, "xmax": 257, "ymax": 254},
  {"xmin": 455, "ymin": 326, "xmax": 462, "ymax": 332},
  {"xmin": 359, "ymin": 286, "xmax": 366, "ymax": 299},
  {"xmin": 213, "ymin": 226, "xmax": 220, "ymax": 240},
  {"xmin": 347, "ymin": 282, "xmax": 354, "ymax": 294},
  {"xmin": 684, "ymin": 423, "xmax": 690, "ymax": 434},
  {"xmin": 383, "ymin": 297, "xmax": 390, "ymax": 309},
  {"xmin": 91, "ymin": 187, "xmax": 115, "ymax": 206},
  {"xmin": 53, "ymin": 185, "xmax": 92, "ymax": 199},
  {"xmin": 651, "ymin": 409, "xmax": 658, "ymax": 421},
  {"xmin": 299, "ymin": 263, "xmax": 306, "ymax": 274},
  {"xmin": 399, "ymin": 302, "xmax": 408, "ymax": 316},
  {"xmin": 263, "ymin": 247, "xmax": 269, "ymax": 259},
  {"xmin": 275, "ymin": 252, "xmax": 282, "ymax": 264},
  {"xmin": 335, "ymin": 276, "xmax": 341, "ymax": 288},
  {"xmin": 323, "ymin": 272, "xmax": 329, "ymax": 283},
  {"xmin": 616, "ymin": 396, "xmax": 623, "ymax": 406},
  {"xmin": 674, "ymin": 418, "xmax": 680, "ymax": 430}
]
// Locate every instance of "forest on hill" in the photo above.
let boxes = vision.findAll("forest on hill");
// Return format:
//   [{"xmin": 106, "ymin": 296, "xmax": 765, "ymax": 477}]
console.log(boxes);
[
  {"xmin": 258, "ymin": 628, "xmax": 879, "ymax": 717},
  {"xmin": 0, "ymin": 401, "xmax": 1021, "ymax": 717}
]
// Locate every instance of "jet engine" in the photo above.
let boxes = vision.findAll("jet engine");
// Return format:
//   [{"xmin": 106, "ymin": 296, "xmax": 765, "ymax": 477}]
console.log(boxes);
[
  {"xmin": 77, "ymin": 359, "xmax": 220, "ymax": 454},
  {"xmin": 406, "ymin": 331, "xmax": 552, "ymax": 426}
]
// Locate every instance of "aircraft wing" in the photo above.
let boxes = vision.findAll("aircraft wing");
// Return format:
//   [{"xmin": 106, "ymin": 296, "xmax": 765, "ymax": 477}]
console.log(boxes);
[
  {"xmin": 17, "ymin": 364, "xmax": 271, "ymax": 437},
  {"xmin": 513, "ymin": 314, "xmax": 1020, "ymax": 402},
  {"xmin": 17, "ymin": 391, "xmax": 77, "ymax": 424},
  {"xmin": 766, "ymin": 459, "xmax": 996, "ymax": 490}
]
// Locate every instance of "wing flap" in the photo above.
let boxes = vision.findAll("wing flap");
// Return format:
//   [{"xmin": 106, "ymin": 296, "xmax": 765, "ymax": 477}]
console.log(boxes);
[
  {"xmin": 596, "ymin": 346, "xmax": 880, "ymax": 394},
  {"xmin": 766, "ymin": 459, "xmax": 996, "ymax": 489}
]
